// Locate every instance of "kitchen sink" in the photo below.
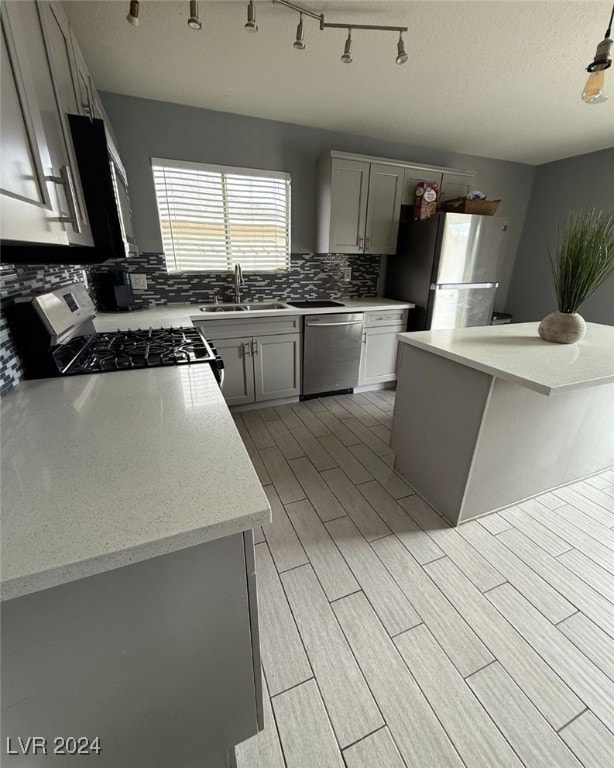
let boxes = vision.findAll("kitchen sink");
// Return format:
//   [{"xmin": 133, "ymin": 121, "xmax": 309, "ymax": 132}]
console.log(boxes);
[{"xmin": 199, "ymin": 302, "xmax": 290, "ymax": 312}]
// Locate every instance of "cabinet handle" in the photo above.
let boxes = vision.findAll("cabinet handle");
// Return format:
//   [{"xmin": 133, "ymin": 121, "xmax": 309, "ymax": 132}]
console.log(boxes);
[
  {"xmin": 46, "ymin": 165, "xmax": 82, "ymax": 234},
  {"xmin": 362, "ymin": 332, "xmax": 366, "ymax": 344},
  {"xmin": 242, "ymin": 341, "xmax": 251, "ymax": 358},
  {"xmin": 358, "ymin": 235, "xmax": 364, "ymax": 250},
  {"xmin": 365, "ymin": 236, "xmax": 370, "ymax": 251},
  {"xmin": 251, "ymin": 340, "xmax": 259, "ymax": 356}
]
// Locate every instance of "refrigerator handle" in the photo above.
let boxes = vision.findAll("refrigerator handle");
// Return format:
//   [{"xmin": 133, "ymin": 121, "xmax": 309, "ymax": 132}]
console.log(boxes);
[{"xmin": 431, "ymin": 282, "xmax": 499, "ymax": 290}]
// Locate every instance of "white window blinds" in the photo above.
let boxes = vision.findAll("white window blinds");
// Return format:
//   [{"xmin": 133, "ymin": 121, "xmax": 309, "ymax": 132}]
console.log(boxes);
[{"xmin": 152, "ymin": 158, "xmax": 291, "ymax": 272}]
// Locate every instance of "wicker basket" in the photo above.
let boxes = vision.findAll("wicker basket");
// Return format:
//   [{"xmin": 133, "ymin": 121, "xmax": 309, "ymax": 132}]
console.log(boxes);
[{"xmin": 443, "ymin": 198, "xmax": 501, "ymax": 215}]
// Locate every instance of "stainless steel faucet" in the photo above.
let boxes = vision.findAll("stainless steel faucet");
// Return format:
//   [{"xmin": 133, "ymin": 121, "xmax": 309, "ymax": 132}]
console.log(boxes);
[{"xmin": 234, "ymin": 262, "xmax": 245, "ymax": 304}]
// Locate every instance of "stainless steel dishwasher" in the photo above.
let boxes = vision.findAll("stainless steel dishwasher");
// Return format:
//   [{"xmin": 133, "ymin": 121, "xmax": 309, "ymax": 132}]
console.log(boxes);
[{"xmin": 302, "ymin": 313, "xmax": 364, "ymax": 396}]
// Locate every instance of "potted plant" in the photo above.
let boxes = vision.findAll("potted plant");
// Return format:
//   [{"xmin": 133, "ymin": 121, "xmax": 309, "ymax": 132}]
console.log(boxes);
[{"xmin": 538, "ymin": 208, "xmax": 614, "ymax": 343}]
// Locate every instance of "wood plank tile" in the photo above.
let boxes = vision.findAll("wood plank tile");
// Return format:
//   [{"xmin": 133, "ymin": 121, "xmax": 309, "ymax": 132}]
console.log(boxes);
[
  {"xmin": 292, "ymin": 425, "xmax": 337, "ymax": 471},
  {"xmin": 332, "ymin": 592, "xmax": 464, "ymax": 768},
  {"xmin": 234, "ymin": 670, "xmax": 285, "ymax": 768},
  {"xmin": 265, "ymin": 419, "xmax": 305, "ymax": 460},
  {"xmin": 233, "ymin": 414, "xmax": 272, "ymax": 485},
  {"xmin": 350, "ymin": 443, "xmax": 413, "ymax": 498},
  {"xmin": 401, "ymin": 496, "xmax": 505, "ymax": 592},
  {"xmin": 585, "ymin": 473, "xmax": 613, "ymax": 490},
  {"xmin": 281, "ymin": 565, "xmax": 384, "ymax": 747},
  {"xmin": 321, "ymin": 396, "xmax": 355, "ymax": 420},
  {"xmin": 321, "ymin": 469, "xmax": 391, "ymax": 542},
  {"xmin": 488, "ymin": 582, "xmax": 614, "ymax": 734},
  {"xmin": 553, "ymin": 503, "xmax": 614, "ymax": 550},
  {"xmin": 254, "ymin": 543, "xmax": 312, "ymax": 696},
  {"xmin": 499, "ymin": 504, "xmax": 571, "ymax": 557},
  {"xmin": 263, "ymin": 484, "xmax": 309, "ymax": 573},
  {"xmin": 559, "ymin": 711, "xmax": 614, "ymax": 768},
  {"xmin": 424, "ymin": 557, "xmax": 583, "ymax": 729},
  {"xmin": 334, "ymin": 394, "xmax": 380, "ymax": 426},
  {"xmin": 553, "ymin": 483, "xmax": 614, "ymax": 521},
  {"xmin": 520, "ymin": 500, "xmax": 614, "ymax": 575},
  {"xmin": 343, "ymin": 728, "xmax": 405, "ymax": 768},
  {"xmin": 360, "ymin": 390, "xmax": 395, "ymax": 413},
  {"xmin": 370, "ymin": 424, "xmax": 392, "ymax": 445},
  {"xmin": 285, "ymin": 499, "xmax": 359, "ymax": 602},
  {"xmin": 395, "ymin": 626, "xmax": 524, "ymax": 768},
  {"xmin": 532, "ymin": 491, "xmax": 566, "ymax": 510},
  {"xmin": 558, "ymin": 611, "xmax": 614, "ymax": 682},
  {"xmin": 242, "ymin": 409, "xmax": 276, "ymax": 448},
  {"xmin": 319, "ymin": 435, "xmax": 373, "ymax": 484},
  {"xmin": 317, "ymin": 411, "xmax": 362, "ymax": 446},
  {"xmin": 253, "ymin": 526, "xmax": 266, "ymax": 544},
  {"xmin": 272, "ymin": 680, "xmax": 345, "ymax": 768},
  {"xmin": 290, "ymin": 402, "xmax": 331, "ymax": 438},
  {"xmin": 341, "ymin": 417, "xmax": 394, "ymax": 457},
  {"xmin": 558, "ymin": 548, "xmax": 614, "ymax": 604},
  {"xmin": 377, "ymin": 388, "xmax": 397, "ymax": 405},
  {"xmin": 304, "ymin": 398, "xmax": 328, "ymax": 413},
  {"xmin": 478, "ymin": 512, "xmax": 512, "ymax": 535},
  {"xmin": 498, "ymin": 527, "xmax": 614, "ymax": 640},
  {"xmin": 350, "ymin": 393, "xmax": 392, "ymax": 425},
  {"xmin": 359, "ymin": 481, "xmax": 444, "ymax": 564},
  {"xmin": 254, "ymin": 407, "xmax": 279, "ymax": 422},
  {"xmin": 326, "ymin": 516, "xmax": 421, "ymax": 636},
  {"xmin": 603, "ymin": 468, "xmax": 614, "ymax": 484},
  {"xmin": 273, "ymin": 404, "xmax": 303, "ymax": 430},
  {"xmin": 458, "ymin": 521, "xmax": 576, "ymax": 624},
  {"xmin": 259, "ymin": 446, "xmax": 306, "ymax": 504},
  {"xmin": 372, "ymin": 536, "xmax": 493, "ymax": 677},
  {"xmin": 289, "ymin": 457, "xmax": 347, "ymax": 523},
  {"xmin": 466, "ymin": 662, "xmax": 582, "ymax": 768}
]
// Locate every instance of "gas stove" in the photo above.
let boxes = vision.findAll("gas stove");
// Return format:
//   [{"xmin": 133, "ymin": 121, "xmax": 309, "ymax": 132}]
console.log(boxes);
[{"xmin": 10, "ymin": 283, "xmax": 224, "ymax": 385}]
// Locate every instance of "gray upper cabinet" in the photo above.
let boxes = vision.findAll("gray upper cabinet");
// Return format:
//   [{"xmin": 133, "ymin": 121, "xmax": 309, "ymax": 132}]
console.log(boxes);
[
  {"xmin": 325, "ymin": 157, "xmax": 370, "ymax": 254},
  {"xmin": 1, "ymin": 2, "xmax": 68, "ymax": 245},
  {"xmin": 364, "ymin": 163, "xmax": 404, "ymax": 254},
  {"xmin": 440, "ymin": 170, "xmax": 477, "ymax": 202}
]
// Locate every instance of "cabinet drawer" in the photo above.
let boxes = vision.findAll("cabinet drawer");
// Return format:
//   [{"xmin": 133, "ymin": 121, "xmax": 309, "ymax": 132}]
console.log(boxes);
[
  {"xmin": 364, "ymin": 309, "xmax": 408, "ymax": 327},
  {"xmin": 195, "ymin": 315, "xmax": 301, "ymax": 339}
]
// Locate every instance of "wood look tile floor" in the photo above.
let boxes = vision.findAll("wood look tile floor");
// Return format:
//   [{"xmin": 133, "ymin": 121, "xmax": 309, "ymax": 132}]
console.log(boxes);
[{"xmin": 232, "ymin": 391, "xmax": 614, "ymax": 768}]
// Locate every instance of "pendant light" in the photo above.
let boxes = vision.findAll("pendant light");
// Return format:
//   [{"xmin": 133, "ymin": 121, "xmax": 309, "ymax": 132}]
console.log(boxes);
[
  {"xmin": 582, "ymin": 4, "xmax": 613, "ymax": 104},
  {"xmin": 396, "ymin": 32, "xmax": 408, "ymax": 65},
  {"xmin": 245, "ymin": 1, "xmax": 258, "ymax": 33},
  {"xmin": 341, "ymin": 29, "xmax": 352, "ymax": 64},
  {"xmin": 126, "ymin": 0, "xmax": 140, "ymax": 26},
  {"xmin": 187, "ymin": 1, "xmax": 202, "ymax": 31},
  {"xmin": 294, "ymin": 13, "xmax": 305, "ymax": 50}
]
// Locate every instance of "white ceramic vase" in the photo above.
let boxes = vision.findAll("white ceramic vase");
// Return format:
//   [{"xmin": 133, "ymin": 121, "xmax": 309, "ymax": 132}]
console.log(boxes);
[{"xmin": 538, "ymin": 311, "xmax": 587, "ymax": 344}]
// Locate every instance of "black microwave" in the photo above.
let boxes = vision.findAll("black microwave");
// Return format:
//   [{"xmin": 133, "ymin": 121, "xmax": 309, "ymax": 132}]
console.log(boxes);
[{"xmin": 2, "ymin": 116, "xmax": 137, "ymax": 265}]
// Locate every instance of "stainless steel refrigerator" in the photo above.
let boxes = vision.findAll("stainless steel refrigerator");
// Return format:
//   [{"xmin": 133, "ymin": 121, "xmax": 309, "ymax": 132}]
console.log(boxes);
[{"xmin": 385, "ymin": 212, "xmax": 508, "ymax": 330}]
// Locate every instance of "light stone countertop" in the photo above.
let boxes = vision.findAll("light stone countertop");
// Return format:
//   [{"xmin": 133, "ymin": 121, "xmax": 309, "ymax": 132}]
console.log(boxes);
[
  {"xmin": 398, "ymin": 322, "xmax": 614, "ymax": 396},
  {"xmin": 1, "ymin": 365, "xmax": 270, "ymax": 601},
  {"xmin": 94, "ymin": 297, "xmax": 413, "ymax": 332}
]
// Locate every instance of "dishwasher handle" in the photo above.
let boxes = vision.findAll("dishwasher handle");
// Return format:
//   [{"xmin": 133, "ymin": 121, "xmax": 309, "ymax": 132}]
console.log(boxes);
[{"xmin": 305, "ymin": 319, "xmax": 364, "ymax": 327}]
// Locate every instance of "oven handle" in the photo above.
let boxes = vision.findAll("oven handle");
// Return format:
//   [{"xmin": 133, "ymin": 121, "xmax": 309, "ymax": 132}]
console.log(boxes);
[{"xmin": 305, "ymin": 320, "xmax": 364, "ymax": 327}]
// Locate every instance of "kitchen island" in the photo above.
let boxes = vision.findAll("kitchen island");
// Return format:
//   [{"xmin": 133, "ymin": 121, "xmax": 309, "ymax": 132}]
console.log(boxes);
[
  {"xmin": 391, "ymin": 323, "xmax": 614, "ymax": 525},
  {"xmin": 1, "ymin": 365, "xmax": 270, "ymax": 766}
]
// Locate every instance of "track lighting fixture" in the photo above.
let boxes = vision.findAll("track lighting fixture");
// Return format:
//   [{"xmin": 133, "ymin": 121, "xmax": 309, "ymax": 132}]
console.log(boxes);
[
  {"xmin": 341, "ymin": 29, "xmax": 352, "ymax": 64},
  {"xmin": 126, "ymin": 0, "xmax": 140, "ymax": 27},
  {"xmin": 294, "ymin": 13, "xmax": 305, "ymax": 50},
  {"xmin": 396, "ymin": 32, "xmax": 408, "ymax": 65},
  {"xmin": 187, "ymin": 1, "xmax": 202, "ymax": 31},
  {"xmin": 245, "ymin": 1, "xmax": 258, "ymax": 33},
  {"xmin": 582, "ymin": 4, "xmax": 613, "ymax": 104}
]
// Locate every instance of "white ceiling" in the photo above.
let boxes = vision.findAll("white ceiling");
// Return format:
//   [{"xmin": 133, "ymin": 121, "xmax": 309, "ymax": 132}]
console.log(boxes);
[{"xmin": 63, "ymin": 0, "xmax": 614, "ymax": 165}]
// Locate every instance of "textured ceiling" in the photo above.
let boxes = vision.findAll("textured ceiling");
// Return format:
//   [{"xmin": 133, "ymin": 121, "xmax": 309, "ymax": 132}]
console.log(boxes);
[{"xmin": 62, "ymin": 0, "xmax": 614, "ymax": 165}]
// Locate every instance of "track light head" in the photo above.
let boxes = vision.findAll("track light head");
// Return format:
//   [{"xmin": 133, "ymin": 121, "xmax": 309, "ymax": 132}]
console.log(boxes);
[
  {"xmin": 396, "ymin": 33, "xmax": 408, "ymax": 65},
  {"xmin": 294, "ymin": 13, "xmax": 305, "ymax": 50},
  {"xmin": 582, "ymin": 4, "xmax": 614, "ymax": 103},
  {"xmin": 341, "ymin": 29, "xmax": 352, "ymax": 64},
  {"xmin": 245, "ymin": 1, "xmax": 258, "ymax": 32},
  {"xmin": 188, "ymin": 0, "xmax": 202, "ymax": 30},
  {"xmin": 126, "ymin": 0, "xmax": 140, "ymax": 26}
]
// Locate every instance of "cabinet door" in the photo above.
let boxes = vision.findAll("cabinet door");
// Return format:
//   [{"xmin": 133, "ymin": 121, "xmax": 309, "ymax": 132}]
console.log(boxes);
[
  {"xmin": 364, "ymin": 163, "xmax": 404, "ymax": 254},
  {"xmin": 359, "ymin": 325, "xmax": 403, "ymax": 386},
  {"xmin": 253, "ymin": 333, "xmax": 301, "ymax": 401},
  {"xmin": 36, "ymin": 0, "xmax": 92, "ymax": 245},
  {"xmin": 69, "ymin": 32, "xmax": 96, "ymax": 118},
  {"xmin": 213, "ymin": 337, "xmax": 255, "ymax": 406},
  {"xmin": 401, "ymin": 170, "xmax": 443, "ymax": 206},
  {"xmin": 0, "ymin": 3, "xmax": 67, "ymax": 245},
  {"xmin": 440, "ymin": 171, "xmax": 477, "ymax": 202},
  {"xmin": 329, "ymin": 158, "xmax": 369, "ymax": 254}
]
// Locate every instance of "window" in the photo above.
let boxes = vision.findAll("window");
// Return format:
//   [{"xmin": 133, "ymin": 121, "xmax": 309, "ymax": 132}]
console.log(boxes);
[{"xmin": 152, "ymin": 158, "xmax": 291, "ymax": 273}]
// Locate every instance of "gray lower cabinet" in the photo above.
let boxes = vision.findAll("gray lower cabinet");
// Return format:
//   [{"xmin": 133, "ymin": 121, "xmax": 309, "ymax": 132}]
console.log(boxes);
[
  {"xmin": 359, "ymin": 325, "xmax": 404, "ymax": 386},
  {"xmin": 1, "ymin": 531, "xmax": 262, "ymax": 768},
  {"xmin": 215, "ymin": 333, "xmax": 301, "ymax": 406}
]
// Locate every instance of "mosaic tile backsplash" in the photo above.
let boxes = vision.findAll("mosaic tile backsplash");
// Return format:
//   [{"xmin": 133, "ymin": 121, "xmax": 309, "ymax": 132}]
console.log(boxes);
[{"xmin": 1, "ymin": 252, "xmax": 380, "ymax": 395}]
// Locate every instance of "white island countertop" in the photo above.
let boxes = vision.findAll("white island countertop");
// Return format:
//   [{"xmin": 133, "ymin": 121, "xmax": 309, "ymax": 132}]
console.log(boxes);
[
  {"xmin": 94, "ymin": 297, "xmax": 413, "ymax": 332},
  {"xmin": 1, "ymin": 365, "xmax": 270, "ymax": 601},
  {"xmin": 398, "ymin": 322, "xmax": 614, "ymax": 396}
]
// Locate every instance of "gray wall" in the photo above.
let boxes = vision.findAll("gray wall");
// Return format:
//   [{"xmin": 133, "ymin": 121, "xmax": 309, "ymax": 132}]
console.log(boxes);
[
  {"xmin": 100, "ymin": 92, "xmax": 535, "ymax": 311},
  {"xmin": 506, "ymin": 147, "xmax": 614, "ymax": 325}
]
